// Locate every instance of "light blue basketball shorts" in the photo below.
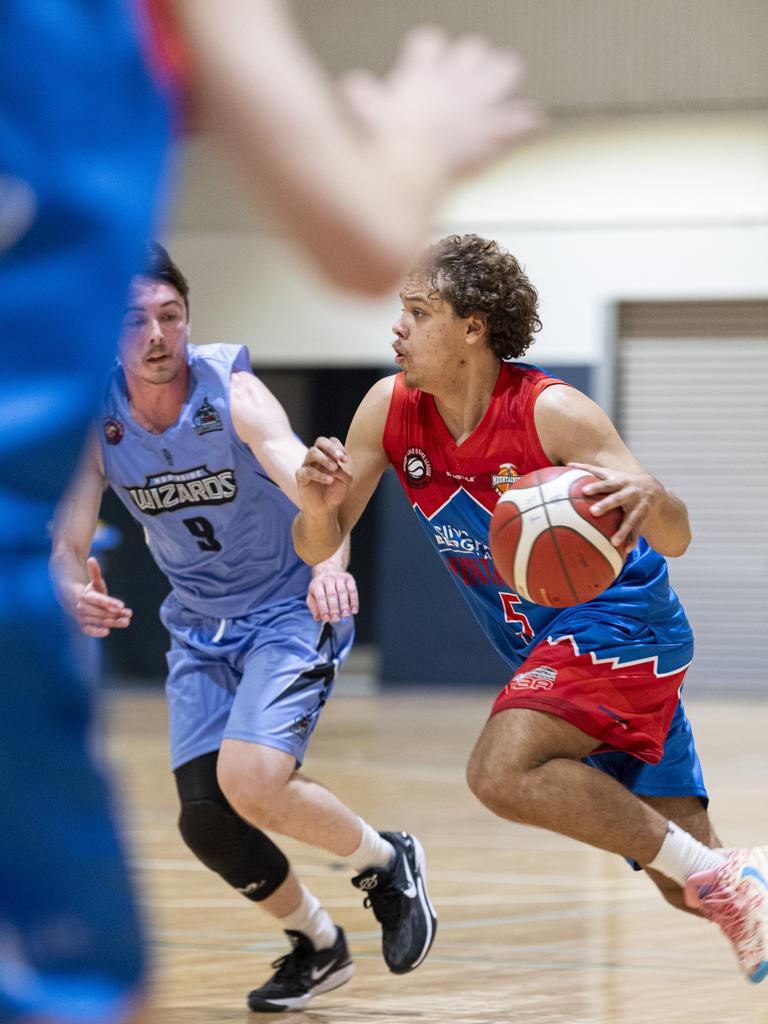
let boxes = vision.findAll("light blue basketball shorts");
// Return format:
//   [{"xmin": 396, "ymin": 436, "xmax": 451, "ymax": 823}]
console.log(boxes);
[{"xmin": 160, "ymin": 593, "xmax": 355, "ymax": 771}]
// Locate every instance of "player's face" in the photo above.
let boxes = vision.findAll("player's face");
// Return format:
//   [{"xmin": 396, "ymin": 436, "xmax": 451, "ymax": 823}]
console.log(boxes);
[
  {"xmin": 392, "ymin": 280, "xmax": 470, "ymax": 391},
  {"xmin": 119, "ymin": 278, "xmax": 189, "ymax": 386}
]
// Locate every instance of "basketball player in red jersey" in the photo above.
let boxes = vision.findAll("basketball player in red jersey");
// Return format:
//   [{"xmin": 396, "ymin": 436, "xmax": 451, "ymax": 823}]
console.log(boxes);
[{"xmin": 293, "ymin": 234, "xmax": 768, "ymax": 983}]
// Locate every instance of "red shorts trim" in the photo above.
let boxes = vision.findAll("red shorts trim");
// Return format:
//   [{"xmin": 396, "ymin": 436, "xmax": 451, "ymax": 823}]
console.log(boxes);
[{"xmin": 490, "ymin": 635, "xmax": 689, "ymax": 764}]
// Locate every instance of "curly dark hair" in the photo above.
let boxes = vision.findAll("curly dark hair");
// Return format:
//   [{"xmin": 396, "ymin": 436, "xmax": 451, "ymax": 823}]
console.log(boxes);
[{"xmin": 412, "ymin": 234, "xmax": 541, "ymax": 359}]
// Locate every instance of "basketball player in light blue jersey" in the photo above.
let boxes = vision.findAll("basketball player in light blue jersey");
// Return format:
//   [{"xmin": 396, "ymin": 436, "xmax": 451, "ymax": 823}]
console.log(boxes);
[{"xmin": 51, "ymin": 245, "xmax": 436, "ymax": 1013}]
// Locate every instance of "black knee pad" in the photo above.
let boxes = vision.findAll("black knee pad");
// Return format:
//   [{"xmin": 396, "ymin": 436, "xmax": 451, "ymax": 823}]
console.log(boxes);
[{"xmin": 178, "ymin": 798, "xmax": 289, "ymax": 901}]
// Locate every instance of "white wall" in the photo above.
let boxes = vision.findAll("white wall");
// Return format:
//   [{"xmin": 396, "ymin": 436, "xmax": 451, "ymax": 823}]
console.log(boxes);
[{"xmin": 167, "ymin": 112, "xmax": 768, "ymax": 368}]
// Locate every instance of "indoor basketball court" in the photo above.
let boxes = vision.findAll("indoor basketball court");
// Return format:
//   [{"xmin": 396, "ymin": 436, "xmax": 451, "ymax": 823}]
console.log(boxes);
[
  {"xmin": 108, "ymin": 686, "xmax": 768, "ymax": 1023},
  {"xmin": 88, "ymin": 3, "xmax": 768, "ymax": 1020},
  {"xmin": 7, "ymin": 2, "xmax": 763, "ymax": 1023}
]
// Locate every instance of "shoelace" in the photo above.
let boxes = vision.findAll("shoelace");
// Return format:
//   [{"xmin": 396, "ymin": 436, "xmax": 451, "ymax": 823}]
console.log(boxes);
[
  {"xmin": 363, "ymin": 886, "xmax": 406, "ymax": 929},
  {"xmin": 270, "ymin": 947, "xmax": 311, "ymax": 983},
  {"xmin": 707, "ymin": 891, "xmax": 750, "ymax": 939},
  {"xmin": 701, "ymin": 880, "xmax": 764, "ymax": 966}
]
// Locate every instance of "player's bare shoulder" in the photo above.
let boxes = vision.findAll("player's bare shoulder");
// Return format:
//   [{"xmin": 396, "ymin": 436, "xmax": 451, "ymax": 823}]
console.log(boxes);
[
  {"xmin": 229, "ymin": 368, "xmax": 293, "ymax": 441},
  {"xmin": 230, "ymin": 367, "xmax": 267, "ymax": 405},
  {"xmin": 348, "ymin": 374, "xmax": 397, "ymax": 447},
  {"xmin": 534, "ymin": 381, "xmax": 583, "ymax": 421}
]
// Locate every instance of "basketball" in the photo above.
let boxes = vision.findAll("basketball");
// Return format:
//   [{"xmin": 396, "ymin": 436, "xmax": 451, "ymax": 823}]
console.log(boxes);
[{"xmin": 489, "ymin": 466, "xmax": 626, "ymax": 607}]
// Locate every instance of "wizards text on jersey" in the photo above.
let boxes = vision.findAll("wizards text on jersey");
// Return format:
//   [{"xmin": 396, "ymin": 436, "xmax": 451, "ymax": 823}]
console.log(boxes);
[{"xmin": 124, "ymin": 465, "xmax": 237, "ymax": 515}]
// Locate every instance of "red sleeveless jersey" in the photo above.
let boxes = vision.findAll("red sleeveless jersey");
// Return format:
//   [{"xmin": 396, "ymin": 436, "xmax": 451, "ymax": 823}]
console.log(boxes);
[
  {"xmin": 383, "ymin": 361, "xmax": 562, "ymax": 518},
  {"xmin": 381, "ymin": 361, "xmax": 571, "ymax": 665},
  {"xmin": 381, "ymin": 361, "xmax": 694, "ymax": 763}
]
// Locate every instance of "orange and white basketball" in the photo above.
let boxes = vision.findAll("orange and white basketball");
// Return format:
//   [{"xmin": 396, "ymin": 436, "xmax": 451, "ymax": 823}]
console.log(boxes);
[{"xmin": 488, "ymin": 466, "xmax": 626, "ymax": 608}]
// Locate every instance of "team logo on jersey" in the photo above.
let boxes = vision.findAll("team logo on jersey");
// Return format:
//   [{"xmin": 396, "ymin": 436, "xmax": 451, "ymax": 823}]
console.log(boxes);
[
  {"xmin": 403, "ymin": 447, "xmax": 432, "ymax": 489},
  {"xmin": 124, "ymin": 465, "xmax": 237, "ymax": 516},
  {"xmin": 289, "ymin": 714, "xmax": 312, "ymax": 739},
  {"xmin": 432, "ymin": 522, "xmax": 492, "ymax": 559},
  {"xmin": 492, "ymin": 463, "xmax": 521, "ymax": 495},
  {"xmin": 508, "ymin": 666, "xmax": 557, "ymax": 692},
  {"xmin": 193, "ymin": 397, "xmax": 223, "ymax": 435},
  {"xmin": 103, "ymin": 416, "xmax": 124, "ymax": 445}
]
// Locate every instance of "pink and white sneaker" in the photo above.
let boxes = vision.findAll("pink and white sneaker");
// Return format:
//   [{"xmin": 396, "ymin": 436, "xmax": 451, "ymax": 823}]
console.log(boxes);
[{"xmin": 684, "ymin": 847, "xmax": 768, "ymax": 983}]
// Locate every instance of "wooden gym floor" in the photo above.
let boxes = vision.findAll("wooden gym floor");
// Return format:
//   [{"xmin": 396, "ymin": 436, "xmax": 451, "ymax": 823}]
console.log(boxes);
[{"xmin": 106, "ymin": 688, "xmax": 768, "ymax": 1024}]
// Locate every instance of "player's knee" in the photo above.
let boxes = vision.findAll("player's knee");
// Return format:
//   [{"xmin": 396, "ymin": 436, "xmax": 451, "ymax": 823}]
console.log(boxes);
[
  {"xmin": 216, "ymin": 774, "xmax": 275, "ymax": 827},
  {"xmin": 216, "ymin": 750, "xmax": 288, "ymax": 826},
  {"xmin": 178, "ymin": 798, "xmax": 289, "ymax": 900},
  {"xmin": 466, "ymin": 751, "xmax": 526, "ymax": 821},
  {"xmin": 178, "ymin": 797, "xmax": 245, "ymax": 865}
]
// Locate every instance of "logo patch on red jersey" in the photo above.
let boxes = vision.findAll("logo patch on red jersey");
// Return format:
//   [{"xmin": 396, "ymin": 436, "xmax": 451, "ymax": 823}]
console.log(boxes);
[
  {"xmin": 492, "ymin": 463, "xmax": 520, "ymax": 495},
  {"xmin": 508, "ymin": 666, "xmax": 557, "ymax": 691},
  {"xmin": 404, "ymin": 447, "xmax": 432, "ymax": 489},
  {"xmin": 103, "ymin": 417, "xmax": 124, "ymax": 445}
]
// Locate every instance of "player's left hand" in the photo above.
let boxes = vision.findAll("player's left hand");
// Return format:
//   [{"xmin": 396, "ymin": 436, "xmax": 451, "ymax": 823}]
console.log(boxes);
[
  {"xmin": 307, "ymin": 569, "xmax": 360, "ymax": 623},
  {"xmin": 567, "ymin": 461, "xmax": 665, "ymax": 554}
]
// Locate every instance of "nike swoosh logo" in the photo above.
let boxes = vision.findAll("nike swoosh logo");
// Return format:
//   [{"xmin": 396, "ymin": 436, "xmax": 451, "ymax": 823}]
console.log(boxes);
[
  {"xmin": 400, "ymin": 852, "xmax": 418, "ymax": 899},
  {"xmin": 740, "ymin": 866, "xmax": 768, "ymax": 891},
  {"xmin": 311, "ymin": 960, "xmax": 339, "ymax": 982}
]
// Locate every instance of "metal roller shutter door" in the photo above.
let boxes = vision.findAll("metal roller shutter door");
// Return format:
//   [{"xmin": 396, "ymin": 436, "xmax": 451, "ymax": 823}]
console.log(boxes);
[{"xmin": 616, "ymin": 301, "xmax": 768, "ymax": 694}]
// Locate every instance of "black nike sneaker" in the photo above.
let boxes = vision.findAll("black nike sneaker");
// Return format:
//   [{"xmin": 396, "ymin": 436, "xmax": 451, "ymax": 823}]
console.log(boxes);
[
  {"xmin": 351, "ymin": 830, "xmax": 437, "ymax": 974},
  {"xmin": 247, "ymin": 927, "xmax": 354, "ymax": 1013}
]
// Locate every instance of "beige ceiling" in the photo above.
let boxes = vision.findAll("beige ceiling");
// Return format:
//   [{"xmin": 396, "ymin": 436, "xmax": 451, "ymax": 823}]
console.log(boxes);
[{"xmin": 293, "ymin": 0, "xmax": 768, "ymax": 114}]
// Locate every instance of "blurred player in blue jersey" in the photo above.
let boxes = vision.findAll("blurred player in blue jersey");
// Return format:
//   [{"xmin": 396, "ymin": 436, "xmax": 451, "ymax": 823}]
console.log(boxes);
[
  {"xmin": 293, "ymin": 233, "xmax": 768, "ymax": 984},
  {"xmin": 1, "ymin": 5, "xmax": 171, "ymax": 1022},
  {"xmin": 2, "ymin": 0, "xmax": 540, "ymax": 1018},
  {"xmin": 51, "ymin": 244, "xmax": 437, "ymax": 1012}
]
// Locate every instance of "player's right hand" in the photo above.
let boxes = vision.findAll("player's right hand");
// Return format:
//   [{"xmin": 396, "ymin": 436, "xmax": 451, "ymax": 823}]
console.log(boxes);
[
  {"xmin": 341, "ymin": 26, "xmax": 542, "ymax": 181},
  {"xmin": 296, "ymin": 436, "xmax": 352, "ymax": 512},
  {"xmin": 74, "ymin": 556, "xmax": 133, "ymax": 638}
]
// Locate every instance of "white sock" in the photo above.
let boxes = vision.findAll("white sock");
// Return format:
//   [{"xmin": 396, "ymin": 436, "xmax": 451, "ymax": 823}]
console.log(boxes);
[
  {"xmin": 348, "ymin": 819, "xmax": 396, "ymax": 873},
  {"xmin": 278, "ymin": 886, "xmax": 337, "ymax": 951},
  {"xmin": 646, "ymin": 821, "xmax": 727, "ymax": 886}
]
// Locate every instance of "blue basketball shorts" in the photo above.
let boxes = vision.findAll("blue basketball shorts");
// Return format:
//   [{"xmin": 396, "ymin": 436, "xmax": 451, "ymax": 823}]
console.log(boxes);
[
  {"xmin": 1, "ymin": 554, "xmax": 144, "ymax": 1023},
  {"xmin": 160, "ymin": 593, "xmax": 355, "ymax": 771},
  {"xmin": 585, "ymin": 698, "xmax": 708, "ymax": 802},
  {"xmin": 586, "ymin": 698, "xmax": 709, "ymax": 871}
]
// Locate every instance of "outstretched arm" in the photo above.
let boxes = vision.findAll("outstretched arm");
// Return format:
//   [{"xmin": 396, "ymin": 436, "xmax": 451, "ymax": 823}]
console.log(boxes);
[
  {"xmin": 230, "ymin": 369, "xmax": 359, "ymax": 621},
  {"xmin": 230, "ymin": 369, "xmax": 307, "ymax": 506},
  {"xmin": 172, "ymin": 0, "xmax": 540, "ymax": 294},
  {"xmin": 50, "ymin": 435, "xmax": 134, "ymax": 637},
  {"xmin": 534, "ymin": 385, "xmax": 691, "ymax": 557},
  {"xmin": 307, "ymin": 539, "xmax": 359, "ymax": 624},
  {"xmin": 292, "ymin": 376, "xmax": 394, "ymax": 565}
]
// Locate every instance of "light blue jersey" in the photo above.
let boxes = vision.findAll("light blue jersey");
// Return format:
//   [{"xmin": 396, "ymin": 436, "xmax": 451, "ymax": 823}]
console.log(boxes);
[
  {"xmin": 99, "ymin": 342, "xmax": 353, "ymax": 770},
  {"xmin": 100, "ymin": 344, "xmax": 311, "ymax": 618}
]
